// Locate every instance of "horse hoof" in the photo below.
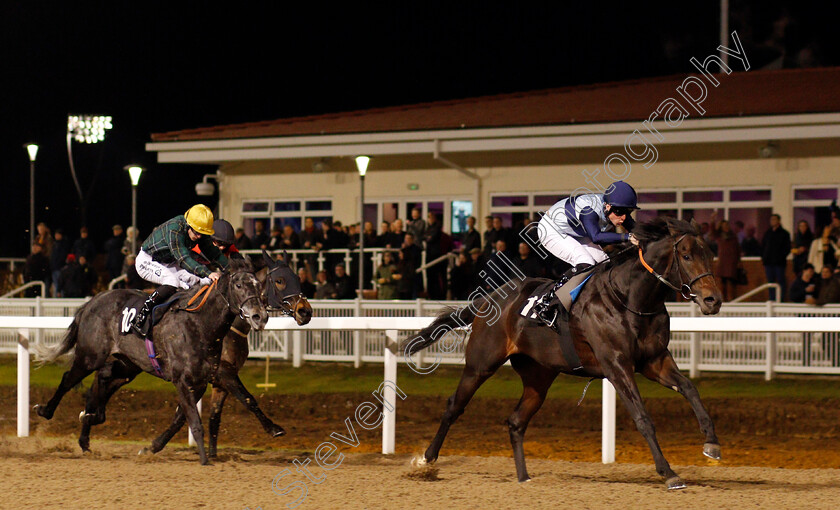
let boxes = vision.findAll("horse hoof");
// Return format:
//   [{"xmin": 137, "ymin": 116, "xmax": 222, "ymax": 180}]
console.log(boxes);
[
  {"xmin": 518, "ymin": 477, "xmax": 532, "ymax": 484},
  {"xmin": 138, "ymin": 447, "xmax": 151, "ymax": 456},
  {"xmin": 34, "ymin": 404, "xmax": 51, "ymax": 420},
  {"xmin": 79, "ymin": 410, "xmax": 87, "ymax": 422},
  {"xmin": 703, "ymin": 442, "xmax": 721, "ymax": 460},
  {"xmin": 666, "ymin": 476, "xmax": 687, "ymax": 490},
  {"xmin": 271, "ymin": 427, "xmax": 286, "ymax": 438},
  {"xmin": 410, "ymin": 455, "xmax": 430, "ymax": 467}
]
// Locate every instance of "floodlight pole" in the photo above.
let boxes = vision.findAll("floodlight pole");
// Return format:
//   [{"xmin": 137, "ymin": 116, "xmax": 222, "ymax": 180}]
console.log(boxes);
[
  {"xmin": 355, "ymin": 156, "xmax": 370, "ymax": 300},
  {"xmin": 125, "ymin": 166, "xmax": 144, "ymax": 255},
  {"xmin": 25, "ymin": 144, "xmax": 38, "ymax": 247}
]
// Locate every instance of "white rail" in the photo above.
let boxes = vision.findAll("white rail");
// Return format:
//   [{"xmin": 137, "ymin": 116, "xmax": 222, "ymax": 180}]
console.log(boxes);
[{"xmin": 4, "ymin": 315, "xmax": 840, "ymax": 463}]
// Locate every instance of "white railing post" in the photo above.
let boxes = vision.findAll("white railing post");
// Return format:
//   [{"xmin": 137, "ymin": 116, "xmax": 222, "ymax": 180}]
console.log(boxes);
[
  {"xmin": 353, "ymin": 299, "xmax": 362, "ymax": 368},
  {"xmin": 765, "ymin": 301, "xmax": 776, "ymax": 381},
  {"xmin": 689, "ymin": 302, "xmax": 699, "ymax": 378},
  {"xmin": 415, "ymin": 298, "xmax": 424, "ymax": 368},
  {"xmin": 602, "ymin": 379, "xmax": 616, "ymax": 464},
  {"xmin": 188, "ymin": 398, "xmax": 202, "ymax": 446},
  {"xmin": 292, "ymin": 330, "xmax": 302, "ymax": 368},
  {"xmin": 34, "ymin": 296, "xmax": 43, "ymax": 346},
  {"xmin": 17, "ymin": 329, "xmax": 30, "ymax": 437},
  {"xmin": 383, "ymin": 329, "xmax": 398, "ymax": 454}
]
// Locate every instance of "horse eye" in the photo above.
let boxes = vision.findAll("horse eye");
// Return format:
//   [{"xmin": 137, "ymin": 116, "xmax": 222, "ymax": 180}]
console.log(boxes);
[
  {"xmin": 275, "ymin": 278, "xmax": 285, "ymax": 288},
  {"xmin": 682, "ymin": 255, "xmax": 690, "ymax": 261},
  {"xmin": 235, "ymin": 283, "xmax": 242, "ymax": 289}
]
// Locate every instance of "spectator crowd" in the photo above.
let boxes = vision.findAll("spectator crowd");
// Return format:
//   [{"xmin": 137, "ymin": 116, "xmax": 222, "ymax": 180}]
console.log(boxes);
[{"xmin": 16, "ymin": 200, "xmax": 840, "ymax": 305}]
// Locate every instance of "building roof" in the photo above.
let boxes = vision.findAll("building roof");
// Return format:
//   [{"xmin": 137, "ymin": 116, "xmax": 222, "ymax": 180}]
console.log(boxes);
[{"xmin": 151, "ymin": 67, "xmax": 840, "ymax": 142}]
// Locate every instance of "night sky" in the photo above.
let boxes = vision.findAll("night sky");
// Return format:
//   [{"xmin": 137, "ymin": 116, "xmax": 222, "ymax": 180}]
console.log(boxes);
[{"xmin": 2, "ymin": 1, "xmax": 834, "ymax": 258}]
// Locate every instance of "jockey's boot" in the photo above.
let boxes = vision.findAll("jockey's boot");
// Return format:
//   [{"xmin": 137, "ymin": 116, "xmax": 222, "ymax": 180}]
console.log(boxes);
[
  {"xmin": 534, "ymin": 263, "xmax": 593, "ymax": 326},
  {"xmin": 132, "ymin": 285, "xmax": 177, "ymax": 336}
]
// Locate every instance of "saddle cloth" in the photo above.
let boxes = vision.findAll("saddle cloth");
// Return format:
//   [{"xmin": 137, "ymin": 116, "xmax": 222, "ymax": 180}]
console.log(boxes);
[
  {"xmin": 518, "ymin": 269, "xmax": 596, "ymax": 371},
  {"xmin": 118, "ymin": 292, "xmax": 179, "ymax": 338}
]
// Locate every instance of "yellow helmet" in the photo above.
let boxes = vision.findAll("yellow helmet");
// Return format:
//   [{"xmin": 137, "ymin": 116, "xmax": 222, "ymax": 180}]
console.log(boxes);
[{"xmin": 184, "ymin": 204, "xmax": 215, "ymax": 235}]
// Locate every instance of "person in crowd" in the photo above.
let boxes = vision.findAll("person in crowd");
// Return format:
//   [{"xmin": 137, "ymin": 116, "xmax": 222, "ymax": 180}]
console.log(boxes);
[
  {"xmin": 233, "ymin": 227, "xmax": 253, "ymax": 251},
  {"xmin": 514, "ymin": 241, "xmax": 544, "ymax": 278},
  {"xmin": 314, "ymin": 269, "xmax": 336, "ymax": 299},
  {"xmin": 761, "ymin": 213, "xmax": 791, "ymax": 301},
  {"xmin": 333, "ymin": 264, "xmax": 356, "ymax": 299},
  {"xmin": 741, "ymin": 225, "xmax": 761, "ymax": 257},
  {"xmin": 450, "ymin": 251, "xmax": 475, "ymax": 300},
  {"xmin": 461, "ymin": 215, "xmax": 481, "ymax": 254},
  {"xmin": 532, "ymin": 181, "xmax": 640, "ymax": 322},
  {"xmin": 122, "ymin": 226, "xmax": 140, "ymax": 257},
  {"xmin": 792, "ymin": 220, "xmax": 815, "ymax": 275},
  {"xmin": 333, "ymin": 221, "xmax": 352, "ymax": 250},
  {"xmin": 123, "ymin": 253, "xmax": 149, "ymax": 291},
  {"xmin": 24, "ymin": 242, "xmax": 50, "ymax": 297},
  {"xmin": 790, "ymin": 263, "xmax": 820, "ymax": 304},
  {"xmin": 104, "ymin": 224, "xmax": 126, "ymax": 281},
  {"xmin": 816, "ymin": 264, "xmax": 840, "ymax": 305},
  {"xmin": 424, "ymin": 212, "xmax": 446, "ymax": 299},
  {"xmin": 251, "ymin": 220, "xmax": 270, "ymax": 250},
  {"xmin": 50, "ymin": 228, "xmax": 71, "ymax": 296},
  {"xmin": 376, "ymin": 221, "xmax": 392, "ymax": 248},
  {"xmin": 298, "ymin": 267, "xmax": 316, "ymax": 299},
  {"xmin": 35, "ymin": 222, "xmax": 53, "ymax": 257},
  {"xmin": 812, "ymin": 221, "xmax": 840, "ymax": 270},
  {"xmin": 396, "ymin": 248, "xmax": 417, "ymax": 300},
  {"xmin": 484, "ymin": 217, "xmax": 508, "ymax": 258},
  {"xmin": 131, "ymin": 205, "xmax": 228, "ymax": 335},
  {"xmin": 733, "ymin": 220, "xmax": 746, "ymax": 246},
  {"xmin": 299, "ymin": 217, "xmax": 322, "ymax": 273},
  {"xmin": 78, "ymin": 255, "xmax": 98, "ymax": 296},
  {"xmin": 73, "ymin": 226, "xmax": 97, "ymax": 263},
  {"xmin": 713, "ymin": 219, "xmax": 742, "ymax": 301},
  {"xmin": 375, "ymin": 251, "xmax": 399, "ymax": 300},
  {"xmin": 57, "ymin": 254, "xmax": 86, "ymax": 298},
  {"xmin": 390, "ymin": 219, "xmax": 406, "ymax": 247},
  {"xmin": 406, "ymin": 207, "xmax": 426, "ymax": 247},
  {"xmin": 281, "ymin": 224, "xmax": 301, "ymax": 250},
  {"xmin": 469, "ymin": 247, "xmax": 487, "ymax": 293},
  {"xmin": 700, "ymin": 221, "xmax": 718, "ymax": 256},
  {"xmin": 268, "ymin": 226, "xmax": 284, "ymax": 250}
]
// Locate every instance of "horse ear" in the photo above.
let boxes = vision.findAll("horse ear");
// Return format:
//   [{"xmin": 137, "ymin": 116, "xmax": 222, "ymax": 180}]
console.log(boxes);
[
  {"xmin": 255, "ymin": 266, "xmax": 268, "ymax": 286},
  {"xmin": 689, "ymin": 218, "xmax": 700, "ymax": 234},
  {"xmin": 282, "ymin": 250, "xmax": 290, "ymax": 265},
  {"xmin": 262, "ymin": 249, "xmax": 274, "ymax": 267}
]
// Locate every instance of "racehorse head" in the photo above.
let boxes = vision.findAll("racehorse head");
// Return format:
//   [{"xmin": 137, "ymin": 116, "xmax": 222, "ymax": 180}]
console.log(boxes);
[
  {"xmin": 259, "ymin": 250, "xmax": 312, "ymax": 325},
  {"xmin": 633, "ymin": 217, "xmax": 722, "ymax": 315},
  {"xmin": 225, "ymin": 259, "xmax": 269, "ymax": 331}
]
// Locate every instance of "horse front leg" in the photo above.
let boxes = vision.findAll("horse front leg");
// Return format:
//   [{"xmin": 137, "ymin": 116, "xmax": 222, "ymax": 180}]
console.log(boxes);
[
  {"xmin": 147, "ymin": 406, "xmax": 187, "ymax": 454},
  {"xmin": 207, "ymin": 385, "xmax": 228, "ymax": 458},
  {"xmin": 215, "ymin": 361, "xmax": 286, "ymax": 439},
  {"xmin": 604, "ymin": 359, "xmax": 685, "ymax": 490},
  {"xmin": 175, "ymin": 382, "xmax": 209, "ymax": 465},
  {"xmin": 641, "ymin": 351, "xmax": 720, "ymax": 460}
]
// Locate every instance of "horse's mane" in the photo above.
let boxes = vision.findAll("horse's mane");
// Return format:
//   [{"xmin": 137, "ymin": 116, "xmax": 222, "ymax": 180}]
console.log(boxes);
[
  {"xmin": 175, "ymin": 258, "xmax": 255, "ymax": 303},
  {"xmin": 597, "ymin": 217, "xmax": 699, "ymax": 272}
]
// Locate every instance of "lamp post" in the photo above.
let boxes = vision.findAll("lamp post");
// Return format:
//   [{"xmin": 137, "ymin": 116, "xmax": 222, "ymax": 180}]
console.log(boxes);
[
  {"xmin": 355, "ymin": 156, "xmax": 370, "ymax": 299},
  {"xmin": 67, "ymin": 115, "xmax": 113, "ymax": 226},
  {"xmin": 25, "ymin": 144, "xmax": 38, "ymax": 247},
  {"xmin": 125, "ymin": 165, "xmax": 144, "ymax": 254}
]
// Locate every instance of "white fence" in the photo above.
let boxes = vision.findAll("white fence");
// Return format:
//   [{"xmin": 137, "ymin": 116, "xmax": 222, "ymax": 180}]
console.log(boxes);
[
  {"xmin": 4, "ymin": 298, "xmax": 840, "ymax": 379},
  {"xmin": 4, "ymin": 315, "xmax": 840, "ymax": 464}
]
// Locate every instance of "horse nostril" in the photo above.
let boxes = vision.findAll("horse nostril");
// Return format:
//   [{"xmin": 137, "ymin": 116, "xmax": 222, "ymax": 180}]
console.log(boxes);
[
  {"xmin": 252, "ymin": 314, "xmax": 261, "ymax": 323},
  {"xmin": 703, "ymin": 296, "xmax": 717, "ymax": 305}
]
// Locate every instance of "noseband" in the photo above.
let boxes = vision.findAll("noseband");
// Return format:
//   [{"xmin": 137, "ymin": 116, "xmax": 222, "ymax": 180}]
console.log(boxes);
[{"xmin": 638, "ymin": 233, "xmax": 714, "ymax": 301}]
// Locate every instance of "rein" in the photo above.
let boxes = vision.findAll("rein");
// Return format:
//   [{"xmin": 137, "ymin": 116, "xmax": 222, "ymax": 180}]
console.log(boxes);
[
  {"xmin": 184, "ymin": 280, "xmax": 217, "ymax": 312},
  {"xmin": 609, "ymin": 233, "xmax": 714, "ymax": 316}
]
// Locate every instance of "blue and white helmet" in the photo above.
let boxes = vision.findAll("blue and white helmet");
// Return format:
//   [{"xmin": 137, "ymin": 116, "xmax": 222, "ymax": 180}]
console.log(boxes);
[{"xmin": 604, "ymin": 181, "xmax": 639, "ymax": 210}]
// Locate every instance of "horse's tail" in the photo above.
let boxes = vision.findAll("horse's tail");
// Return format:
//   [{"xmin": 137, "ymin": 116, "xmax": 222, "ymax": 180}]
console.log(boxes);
[
  {"xmin": 403, "ymin": 300, "xmax": 483, "ymax": 355},
  {"xmin": 32, "ymin": 306, "xmax": 84, "ymax": 365}
]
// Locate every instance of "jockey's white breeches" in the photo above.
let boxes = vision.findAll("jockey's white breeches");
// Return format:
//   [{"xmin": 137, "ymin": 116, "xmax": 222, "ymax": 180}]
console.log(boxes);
[{"xmin": 136, "ymin": 249, "xmax": 211, "ymax": 290}]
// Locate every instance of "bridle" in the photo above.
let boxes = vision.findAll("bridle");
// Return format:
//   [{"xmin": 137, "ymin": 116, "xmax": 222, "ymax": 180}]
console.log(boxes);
[
  {"xmin": 265, "ymin": 263, "xmax": 306, "ymax": 318},
  {"xmin": 213, "ymin": 272, "xmax": 264, "ymax": 321},
  {"xmin": 609, "ymin": 233, "xmax": 714, "ymax": 316}
]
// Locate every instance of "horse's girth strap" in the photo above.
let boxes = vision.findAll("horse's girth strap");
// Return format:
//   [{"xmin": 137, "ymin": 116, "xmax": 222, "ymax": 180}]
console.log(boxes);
[{"xmin": 184, "ymin": 280, "xmax": 217, "ymax": 312}]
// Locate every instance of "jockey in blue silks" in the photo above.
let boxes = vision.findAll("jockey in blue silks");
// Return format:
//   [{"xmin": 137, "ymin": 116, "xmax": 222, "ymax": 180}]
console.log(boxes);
[{"xmin": 532, "ymin": 180, "xmax": 640, "ymax": 323}]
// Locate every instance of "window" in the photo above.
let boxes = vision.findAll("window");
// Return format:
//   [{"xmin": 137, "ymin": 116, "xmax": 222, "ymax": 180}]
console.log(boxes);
[
  {"xmin": 241, "ymin": 198, "xmax": 333, "ymax": 238},
  {"xmin": 792, "ymin": 186, "xmax": 840, "ymax": 236}
]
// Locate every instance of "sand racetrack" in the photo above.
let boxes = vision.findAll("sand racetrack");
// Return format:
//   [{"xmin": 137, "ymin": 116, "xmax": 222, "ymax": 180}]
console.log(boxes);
[{"xmin": 4, "ymin": 387, "xmax": 840, "ymax": 508}]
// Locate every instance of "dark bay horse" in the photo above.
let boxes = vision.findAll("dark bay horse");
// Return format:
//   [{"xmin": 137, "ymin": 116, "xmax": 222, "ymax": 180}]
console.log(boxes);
[
  {"xmin": 405, "ymin": 218, "xmax": 722, "ymax": 489},
  {"xmin": 34, "ymin": 259, "xmax": 268, "ymax": 464},
  {"xmin": 76, "ymin": 252, "xmax": 312, "ymax": 457}
]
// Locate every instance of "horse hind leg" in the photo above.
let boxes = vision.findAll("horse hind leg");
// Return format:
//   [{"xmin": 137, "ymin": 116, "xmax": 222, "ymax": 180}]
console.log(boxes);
[
  {"xmin": 642, "ymin": 352, "xmax": 720, "ymax": 460},
  {"xmin": 507, "ymin": 355, "xmax": 557, "ymax": 482},
  {"xmin": 79, "ymin": 360, "xmax": 140, "ymax": 452},
  {"xmin": 422, "ymin": 361, "xmax": 502, "ymax": 465}
]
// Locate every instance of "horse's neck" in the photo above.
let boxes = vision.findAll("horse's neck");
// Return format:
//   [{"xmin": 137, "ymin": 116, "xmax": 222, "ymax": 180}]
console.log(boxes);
[
  {"xmin": 199, "ymin": 283, "xmax": 237, "ymax": 337},
  {"xmin": 615, "ymin": 245, "xmax": 673, "ymax": 312}
]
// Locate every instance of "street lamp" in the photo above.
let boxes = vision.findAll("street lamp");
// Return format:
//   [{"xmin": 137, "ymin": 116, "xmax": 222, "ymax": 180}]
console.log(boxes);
[
  {"xmin": 355, "ymin": 156, "xmax": 370, "ymax": 299},
  {"xmin": 25, "ymin": 144, "xmax": 38, "ymax": 247},
  {"xmin": 125, "ymin": 165, "xmax": 144, "ymax": 254}
]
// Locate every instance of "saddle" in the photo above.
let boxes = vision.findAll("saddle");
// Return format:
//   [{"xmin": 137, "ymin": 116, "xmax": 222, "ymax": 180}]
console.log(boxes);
[
  {"xmin": 519, "ymin": 268, "xmax": 596, "ymax": 370},
  {"xmin": 118, "ymin": 291, "xmax": 180, "ymax": 338}
]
